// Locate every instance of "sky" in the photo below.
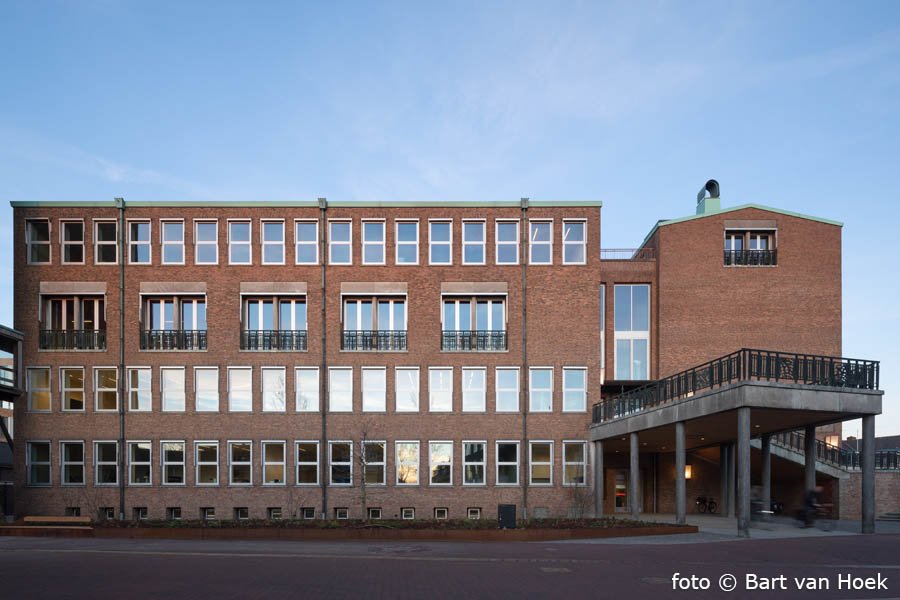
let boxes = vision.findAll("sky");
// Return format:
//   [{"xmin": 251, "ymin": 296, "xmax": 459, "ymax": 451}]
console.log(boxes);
[{"xmin": 1, "ymin": 1, "xmax": 898, "ymax": 435}]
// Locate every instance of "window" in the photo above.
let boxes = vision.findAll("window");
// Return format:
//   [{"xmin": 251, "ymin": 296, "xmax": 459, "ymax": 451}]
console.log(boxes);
[
  {"xmin": 562, "ymin": 220, "xmax": 587, "ymax": 264},
  {"xmin": 161, "ymin": 367, "xmax": 186, "ymax": 412},
  {"xmin": 263, "ymin": 441, "xmax": 286, "ymax": 485},
  {"xmin": 229, "ymin": 441, "xmax": 252, "ymax": 485},
  {"xmin": 342, "ymin": 297, "xmax": 406, "ymax": 351},
  {"xmin": 496, "ymin": 441, "xmax": 519, "ymax": 485},
  {"xmin": 26, "ymin": 219, "xmax": 51, "ymax": 264},
  {"xmin": 268, "ymin": 507, "xmax": 283, "ymax": 521},
  {"xmin": 228, "ymin": 367, "xmax": 252, "ymax": 412},
  {"xmin": 434, "ymin": 507, "xmax": 449, "ymax": 520},
  {"xmin": 95, "ymin": 441, "xmax": 118, "ymax": 485},
  {"xmin": 463, "ymin": 441, "xmax": 486, "ymax": 485},
  {"xmin": 294, "ymin": 220, "xmax": 318, "ymax": 264},
  {"xmin": 201, "ymin": 507, "xmax": 216, "ymax": 521},
  {"xmin": 530, "ymin": 441, "xmax": 553, "ymax": 485},
  {"xmin": 195, "ymin": 367, "xmax": 219, "ymax": 412},
  {"xmin": 362, "ymin": 368, "xmax": 386, "ymax": 412},
  {"xmin": 167, "ymin": 507, "xmax": 182, "ymax": 521},
  {"xmin": 301, "ymin": 507, "xmax": 316, "ymax": 520},
  {"xmin": 296, "ymin": 441, "xmax": 319, "ymax": 485},
  {"xmin": 395, "ymin": 220, "xmax": 418, "ymax": 264},
  {"xmin": 395, "ymin": 367, "xmax": 419, "ymax": 412},
  {"xmin": 241, "ymin": 296, "xmax": 308, "ymax": 350},
  {"xmin": 429, "ymin": 220, "xmax": 452, "ymax": 265},
  {"xmin": 724, "ymin": 229, "xmax": 777, "ymax": 266},
  {"xmin": 563, "ymin": 441, "xmax": 587, "ymax": 486},
  {"xmin": 600, "ymin": 285, "xmax": 606, "ymax": 370},
  {"xmin": 614, "ymin": 284, "xmax": 650, "ymax": 380},
  {"xmin": 99, "ymin": 507, "xmax": 115, "ymax": 521},
  {"xmin": 467, "ymin": 507, "xmax": 482, "ymax": 520},
  {"xmin": 328, "ymin": 368, "xmax": 352, "ymax": 412},
  {"xmin": 462, "ymin": 368, "xmax": 486, "ymax": 412},
  {"xmin": 27, "ymin": 368, "xmax": 50, "ymax": 412},
  {"xmin": 529, "ymin": 368, "xmax": 553, "ymax": 412},
  {"xmin": 362, "ymin": 220, "xmax": 385, "ymax": 264},
  {"xmin": 441, "ymin": 296, "xmax": 506, "ymax": 351},
  {"xmin": 196, "ymin": 442, "xmax": 219, "ymax": 485},
  {"xmin": 462, "ymin": 220, "xmax": 485, "ymax": 264},
  {"xmin": 262, "ymin": 367, "xmax": 286, "ymax": 412},
  {"xmin": 401, "ymin": 507, "xmax": 415, "ymax": 520},
  {"xmin": 367, "ymin": 507, "xmax": 382, "ymax": 520},
  {"xmin": 429, "ymin": 441, "xmax": 452, "ymax": 485},
  {"xmin": 27, "ymin": 442, "xmax": 51, "ymax": 485},
  {"xmin": 495, "ymin": 220, "xmax": 519, "ymax": 265},
  {"xmin": 295, "ymin": 368, "xmax": 319, "ymax": 412},
  {"xmin": 228, "ymin": 220, "xmax": 252, "ymax": 265},
  {"xmin": 495, "ymin": 368, "xmax": 519, "ymax": 412},
  {"xmin": 61, "ymin": 221, "xmax": 84, "ymax": 264},
  {"xmin": 328, "ymin": 220, "xmax": 351, "ymax": 265},
  {"xmin": 194, "ymin": 220, "xmax": 218, "ymax": 264},
  {"xmin": 61, "ymin": 441, "xmax": 84, "ymax": 485},
  {"xmin": 94, "ymin": 367, "xmax": 118, "ymax": 411},
  {"xmin": 40, "ymin": 295, "xmax": 106, "ymax": 349},
  {"xmin": 329, "ymin": 441, "xmax": 352, "ymax": 485},
  {"xmin": 234, "ymin": 507, "xmax": 249, "ymax": 521},
  {"xmin": 396, "ymin": 441, "xmax": 419, "ymax": 485},
  {"xmin": 563, "ymin": 368, "xmax": 587, "ymax": 412},
  {"xmin": 261, "ymin": 220, "xmax": 285, "ymax": 265},
  {"xmin": 363, "ymin": 441, "xmax": 386, "ymax": 485},
  {"xmin": 140, "ymin": 296, "xmax": 207, "ymax": 350},
  {"xmin": 128, "ymin": 368, "xmax": 151, "ymax": 412},
  {"xmin": 161, "ymin": 220, "xmax": 184, "ymax": 264},
  {"xmin": 429, "ymin": 368, "xmax": 452, "ymax": 412},
  {"xmin": 162, "ymin": 441, "xmax": 185, "ymax": 485},
  {"xmin": 529, "ymin": 220, "xmax": 552, "ymax": 264},
  {"xmin": 334, "ymin": 507, "xmax": 349, "ymax": 520},
  {"xmin": 134, "ymin": 507, "xmax": 149, "ymax": 521},
  {"xmin": 66, "ymin": 507, "xmax": 81, "ymax": 517},
  {"xmin": 61, "ymin": 367, "xmax": 84, "ymax": 411},
  {"xmin": 94, "ymin": 220, "xmax": 118, "ymax": 264},
  {"xmin": 128, "ymin": 221, "xmax": 151, "ymax": 264},
  {"xmin": 128, "ymin": 441, "xmax": 152, "ymax": 485},
  {"xmin": 279, "ymin": 298, "xmax": 308, "ymax": 332}
]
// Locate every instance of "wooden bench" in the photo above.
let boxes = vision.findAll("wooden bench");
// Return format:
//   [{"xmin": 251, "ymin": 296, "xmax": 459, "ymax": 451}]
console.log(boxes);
[{"xmin": 23, "ymin": 516, "xmax": 92, "ymax": 526}]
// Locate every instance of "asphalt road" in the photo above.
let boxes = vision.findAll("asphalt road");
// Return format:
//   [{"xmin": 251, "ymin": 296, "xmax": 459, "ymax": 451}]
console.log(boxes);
[{"xmin": 1, "ymin": 533, "xmax": 899, "ymax": 599}]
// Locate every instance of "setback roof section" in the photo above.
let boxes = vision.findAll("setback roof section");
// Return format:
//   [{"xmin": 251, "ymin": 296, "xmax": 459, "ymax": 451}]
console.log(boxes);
[
  {"xmin": 639, "ymin": 203, "xmax": 843, "ymax": 248},
  {"xmin": 9, "ymin": 199, "xmax": 602, "ymax": 208}
]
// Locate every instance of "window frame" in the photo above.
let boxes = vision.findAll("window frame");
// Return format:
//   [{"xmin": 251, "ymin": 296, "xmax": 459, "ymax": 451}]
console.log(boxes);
[
  {"xmin": 26, "ymin": 367, "xmax": 51, "ymax": 412},
  {"xmin": 563, "ymin": 440, "xmax": 588, "ymax": 487},
  {"xmin": 361, "ymin": 367, "xmax": 387, "ymax": 413},
  {"xmin": 495, "ymin": 219, "xmax": 520, "ymax": 265},
  {"xmin": 328, "ymin": 440, "xmax": 353, "ymax": 486},
  {"xmin": 261, "ymin": 219, "xmax": 286, "ymax": 265},
  {"xmin": 295, "ymin": 440, "xmax": 320, "ymax": 486},
  {"xmin": 93, "ymin": 440, "xmax": 119, "ymax": 486},
  {"xmin": 194, "ymin": 366, "xmax": 219, "ymax": 412},
  {"xmin": 394, "ymin": 367, "xmax": 420, "ymax": 412},
  {"xmin": 528, "ymin": 219, "xmax": 553, "ymax": 265},
  {"xmin": 60, "ymin": 367, "xmax": 85, "ymax": 412},
  {"xmin": 26, "ymin": 219, "xmax": 52, "ymax": 265},
  {"xmin": 529, "ymin": 440, "xmax": 554, "ymax": 486},
  {"xmin": 528, "ymin": 367, "xmax": 554, "ymax": 413},
  {"xmin": 428, "ymin": 219, "xmax": 453, "ymax": 266},
  {"xmin": 495, "ymin": 440, "xmax": 520, "ymax": 486},
  {"xmin": 160, "ymin": 219, "xmax": 185, "ymax": 265},
  {"xmin": 328, "ymin": 367, "xmax": 353, "ymax": 413},
  {"xmin": 429, "ymin": 440, "xmax": 453, "ymax": 486},
  {"xmin": 60, "ymin": 440, "xmax": 85, "ymax": 486},
  {"xmin": 227, "ymin": 219, "xmax": 253, "ymax": 265},
  {"xmin": 294, "ymin": 219, "xmax": 319, "ymax": 265},
  {"xmin": 562, "ymin": 219, "xmax": 588, "ymax": 265},
  {"xmin": 195, "ymin": 440, "xmax": 219, "ymax": 486},
  {"xmin": 327, "ymin": 219, "xmax": 352, "ymax": 266},
  {"xmin": 160, "ymin": 366, "xmax": 186, "ymax": 412},
  {"xmin": 262, "ymin": 440, "xmax": 287, "ymax": 486},
  {"xmin": 161, "ymin": 440, "xmax": 186, "ymax": 486},
  {"xmin": 127, "ymin": 440, "xmax": 152, "ymax": 486},
  {"xmin": 362, "ymin": 440, "xmax": 386, "ymax": 486},
  {"xmin": 60, "ymin": 219, "xmax": 85, "ymax": 265},
  {"xmin": 428, "ymin": 367, "xmax": 453, "ymax": 413},
  {"xmin": 228, "ymin": 440, "xmax": 253, "ymax": 486},
  {"xmin": 27, "ymin": 440, "xmax": 52, "ymax": 486},
  {"xmin": 227, "ymin": 366, "xmax": 253, "ymax": 412},
  {"xmin": 461, "ymin": 367, "xmax": 486, "ymax": 412},
  {"xmin": 93, "ymin": 219, "xmax": 119, "ymax": 265},
  {"xmin": 127, "ymin": 219, "xmax": 152, "ymax": 265},
  {"xmin": 193, "ymin": 219, "xmax": 219, "ymax": 265},
  {"xmin": 93, "ymin": 366, "xmax": 119, "ymax": 412},
  {"xmin": 295, "ymin": 367, "xmax": 319, "ymax": 412},
  {"xmin": 361, "ymin": 219, "xmax": 386, "ymax": 265},
  {"xmin": 613, "ymin": 284, "xmax": 651, "ymax": 381},
  {"xmin": 394, "ymin": 219, "xmax": 419, "ymax": 265},
  {"xmin": 462, "ymin": 440, "xmax": 486, "ymax": 486},
  {"xmin": 562, "ymin": 367, "xmax": 587, "ymax": 412},
  {"xmin": 495, "ymin": 367, "xmax": 519, "ymax": 413},
  {"xmin": 461, "ymin": 219, "xmax": 486, "ymax": 265},
  {"xmin": 261, "ymin": 366, "xmax": 287, "ymax": 412},
  {"xmin": 127, "ymin": 367, "xmax": 152, "ymax": 412},
  {"xmin": 395, "ymin": 440, "xmax": 420, "ymax": 486}
]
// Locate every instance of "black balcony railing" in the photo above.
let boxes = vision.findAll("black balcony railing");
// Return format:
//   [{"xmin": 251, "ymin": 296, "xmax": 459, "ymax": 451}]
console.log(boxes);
[
  {"xmin": 39, "ymin": 329, "xmax": 107, "ymax": 350},
  {"xmin": 441, "ymin": 330, "xmax": 507, "ymax": 352},
  {"xmin": 592, "ymin": 348, "xmax": 880, "ymax": 424},
  {"xmin": 342, "ymin": 330, "xmax": 407, "ymax": 351},
  {"xmin": 724, "ymin": 249, "xmax": 777, "ymax": 266},
  {"xmin": 140, "ymin": 330, "xmax": 207, "ymax": 351},
  {"xmin": 241, "ymin": 330, "xmax": 308, "ymax": 351},
  {"xmin": 771, "ymin": 431, "xmax": 900, "ymax": 471}
]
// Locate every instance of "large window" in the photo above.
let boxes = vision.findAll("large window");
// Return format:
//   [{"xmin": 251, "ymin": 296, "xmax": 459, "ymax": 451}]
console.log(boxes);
[
  {"xmin": 161, "ymin": 367, "xmax": 185, "ymax": 412},
  {"xmin": 294, "ymin": 220, "xmax": 318, "ymax": 264},
  {"xmin": 528, "ymin": 220, "xmax": 552, "ymax": 264},
  {"xmin": 161, "ymin": 220, "xmax": 184, "ymax": 264},
  {"xmin": 463, "ymin": 441, "xmax": 485, "ymax": 485},
  {"xmin": 228, "ymin": 220, "xmax": 252, "ymax": 265},
  {"xmin": 195, "ymin": 442, "xmax": 219, "ymax": 485},
  {"xmin": 529, "ymin": 368, "xmax": 553, "ymax": 413},
  {"xmin": 61, "ymin": 221, "xmax": 84, "ymax": 264},
  {"xmin": 329, "ymin": 441, "xmax": 352, "ymax": 485},
  {"xmin": 128, "ymin": 441, "xmax": 152, "ymax": 485},
  {"xmin": 40, "ymin": 295, "xmax": 107, "ymax": 350},
  {"xmin": 94, "ymin": 367, "xmax": 118, "ymax": 411},
  {"xmin": 263, "ymin": 441, "xmax": 286, "ymax": 485},
  {"xmin": 441, "ymin": 296, "xmax": 506, "ymax": 351},
  {"xmin": 296, "ymin": 441, "xmax": 319, "ymax": 485},
  {"xmin": 129, "ymin": 221, "xmax": 151, "ymax": 264},
  {"xmin": 462, "ymin": 368, "xmax": 486, "ymax": 412},
  {"xmin": 396, "ymin": 441, "xmax": 419, "ymax": 485},
  {"xmin": 94, "ymin": 441, "xmax": 118, "ymax": 485},
  {"xmin": 61, "ymin": 441, "xmax": 84, "ymax": 485},
  {"xmin": 194, "ymin": 220, "xmax": 218, "ymax": 265},
  {"xmin": 614, "ymin": 284, "xmax": 650, "ymax": 380},
  {"xmin": 496, "ymin": 441, "xmax": 519, "ymax": 485},
  {"xmin": 495, "ymin": 220, "xmax": 519, "ymax": 265},
  {"xmin": 563, "ymin": 368, "xmax": 587, "ymax": 412},
  {"xmin": 429, "ymin": 441, "xmax": 452, "ymax": 485},
  {"xmin": 228, "ymin": 367, "xmax": 252, "ymax": 412},
  {"xmin": 261, "ymin": 220, "xmax": 285, "ymax": 264},
  {"xmin": 395, "ymin": 367, "xmax": 419, "ymax": 412},
  {"xmin": 194, "ymin": 367, "xmax": 219, "ymax": 412},
  {"xmin": 27, "ymin": 368, "xmax": 50, "ymax": 412},
  {"xmin": 295, "ymin": 367, "xmax": 319, "ymax": 412},
  {"xmin": 27, "ymin": 441, "xmax": 51, "ymax": 485},
  {"xmin": 563, "ymin": 220, "xmax": 586, "ymax": 264},
  {"xmin": 462, "ymin": 220, "xmax": 485, "ymax": 265},
  {"xmin": 362, "ymin": 220, "xmax": 385, "ymax": 265},
  {"xmin": 563, "ymin": 441, "xmax": 587, "ymax": 486},
  {"xmin": 342, "ymin": 297, "xmax": 406, "ymax": 351},
  {"xmin": 26, "ymin": 219, "xmax": 51, "ymax": 264},
  {"xmin": 229, "ymin": 441, "xmax": 252, "ymax": 485},
  {"xmin": 328, "ymin": 220, "xmax": 352, "ymax": 265},
  {"xmin": 141, "ymin": 296, "xmax": 207, "ymax": 350},
  {"xmin": 429, "ymin": 367, "xmax": 452, "ymax": 412},
  {"xmin": 363, "ymin": 441, "xmax": 386, "ymax": 485},
  {"xmin": 128, "ymin": 368, "xmax": 151, "ymax": 412},
  {"xmin": 241, "ymin": 296, "xmax": 307, "ymax": 351},
  {"xmin": 724, "ymin": 229, "xmax": 777, "ymax": 266},
  {"xmin": 61, "ymin": 367, "xmax": 84, "ymax": 411},
  {"xmin": 429, "ymin": 220, "xmax": 452, "ymax": 265},
  {"xmin": 262, "ymin": 367, "xmax": 286, "ymax": 412},
  {"xmin": 328, "ymin": 368, "xmax": 352, "ymax": 412},
  {"xmin": 162, "ymin": 441, "xmax": 185, "ymax": 485},
  {"xmin": 362, "ymin": 367, "xmax": 386, "ymax": 412},
  {"xmin": 495, "ymin": 368, "xmax": 519, "ymax": 412},
  {"xmin": 395, "ymin": 221, "xmax": 418, "ymax": 265},
  {"xmin": 529, "ymin": 441, "xmax": 552, "ymax": 485}
]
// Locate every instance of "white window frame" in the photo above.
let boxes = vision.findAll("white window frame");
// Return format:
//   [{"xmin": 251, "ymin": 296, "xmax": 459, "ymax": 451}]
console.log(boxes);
[
  {"xmin": 194, "ymin": 366, "xmax": 219, "ymax": 412},
  {"xmin": 328, "ymin": 219, "xmax": 352, "ymax": 265},
  {"xmin": 60, "ymin": 440, "xmax": 85, "ymax": 486},
  {"xmin": 27, "ymin": 441, "xmax": 51, "ymax": 486},
  {"xmin": 194, "ymin": 219, "xmax": 219, "ymax": 265},
  {"xmin": 528, "ymin": 219, "xmax": 553, "ymax": 265},
  {"xmin": 94, "ymin": 366, "xmax": 118, "ymax": 412},
  {"xmin": 600, "ymin": 285, "xmax": 606, "ymax": 373},
  {"xmin": 428, "ymin": 219, "xmax": 452, "ymax": 265},
  {"xmin": 613, "ymin": 284, "xmax": 651, "ymax": 381},
  {"xmin": 295, "ymin": 367, "xmax": 319, "ymax": 412},
  {"xmin": 361, "ymin": 367, "xmax": 387, "ymax": 412},
  {"xmin": 428, "ymin": 367, "xmax": 453, "ymax": 412},
  {"xmin": 401, "ymin": 507, "xmax": 415, "ymax": 520},
  {"xmin": 127, "ymin": 367, "xmax": 152, "ymax": 412},
  {"xmin": 434, "ymin": 507, "xmax": 449, "ymax": 520},
  {"xmin": 127, "ymin": 219, "xmax": 152, "ymax": 265},
  {"xmin": 495, "ymin": 367, "xmax": 519, "ymax": 413},
  {"xmin": 26, "ymin": 219, "xmax": 52, "ymax": 265},
  {"xmin": 563, "ymin": 440, "xmax": 588, "ymax": 487},
  {"xmin": 60, "ymin": 367, "xmax": 85, "ymax": 412},
  {"xmin": 195, "ymin": 441, "xmax": 219, "ymax": 486},
  {"xmin": 261, "ymin": 219, "xmax": 286, "ymax": 265},
  {"xmin": 27, "ymin": 367, "xmax": 51, "ymax": 412},
  {"xmin": 161, "ymin": 440, "xmax": 186, "ymax": 486},
  {"xmin": 228, "ymin": 367, "xmax": 253, "ymax": 412},
  {"xmin": 496, "ymin": 440, "xmax": 520, "ymax": 486},
  {"xmin": 93, "ymin": 219, "xmax": 118, "ymax": 265},
  {"xmin": 262, "ymin": 440, "xmax": 287, "ymax": 486},
  {"xmin": 462, "ymin": 367, "xmax": 486, "ymax": 412},
  {"xmin": 295, "ymin": 440, "xmax": 320, "ymax": 486},
  {"xmin": 529, "ymin": 440, "xmax": 553, "ymax": 486},
  {"xmin": 160, "ymin": 219, "xmax": 185, "ymax": 265},
  {"xmin": 328, "ymin": 367, "xmax": 353, "ymax": 413},
  {"xmin": 395, "ymin": 440, "xmax": 420, "ymax": 486},
  {"xmin": 294, "ymin": 219, "xmax": 319, "ymax": 265},
  {"xmin": 495, "ymin": 219, "xmax": 519, "ymax": 265},
  {"xmin": 94, "ymin": 440, "xmax": 119, "ymax": 486},
  {"xmin": 228, "ymin": 219, "xmax": 252, "ymax": 265},
  {"xmin": 562, "ymin": 367, "xmax": 587, "ymax": 412},
  {"xmin": 529, "ymin": 367, "xmax": 553, "ymax": 413},
  {"xmin": 467, "ymin": 507, "xmax": 482, "ymax": 520},
  {"xmin": 429, "ymin": 441, "xmax": 453, "ymax": 486},
  {"xmin": 362, "ymin": 440, "xmax": 386, "ymax": 486},
  {"xmin": 462, "ymin": 440, "xmax": 486, "ymax": 486},
  {"xmin": 328, "ymin": 440, "xmax": 353, "ymax": 486},
  {"xmin": 394, "ymin": 367, "xmax": 420, "ymax": 412},
  {"xmin": 228, "ymin": 440, "xmax": 253, "ymax": 486},
  {"xmin": 161, "ymin": 367, "xmax": 186, "ymax": 412},
  {"xmin": 128, "ymin": 440, "xmax": 152, "ymax": 486},
  {"xmin": 262, "ymin": 366, "xmax": 287, "ymax": 412},
  {"xmin": 562, "ymin": 219, "xmax": 587, "ymax": 265},
  {"xmin": 394, "ymin": 220, "xmax": 419, "ymax": 265},
  {"xmin": 462, "ymin": 219, "xmax": 486, "ymax": 265},
  {"xmin": 361, "ymin": 219, "xmax": 386, "ymax": 265},
  {"xmin": 60, "ymin": 219, "xmax": 85, "ymax": 265}
]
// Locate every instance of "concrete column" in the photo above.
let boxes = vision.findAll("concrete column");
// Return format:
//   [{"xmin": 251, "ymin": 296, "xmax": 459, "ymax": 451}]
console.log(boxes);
[
  {"xmin": 629, "ymin": 432, "xmax": 640, "ymax": 519},
  {"xmin": 727, "ymin": 443, "xmax": 736, "ymax": 517},
  {"xmin": 760, "ymin": 434, "xmax": 771, "ymax": 521},
  {"xmin": 862, "ymin": 415, "xmax": 876, "ymax": 534},
  {"xmin": 804, "ymin": 425, "xmax": 817, "ymax": 493},
  {"xmin": 593, "ymin": 440, "xmax": 604, "ymax": 517},
  {"xmin": 737, "ymin": 408, "xmax": 751, "ymax": 537},
  {"xmin": 675, "ymin": 422, "xmax": 686, "ymax": 525},
  {"xmin": 719, "ymin": 443, "xmax": 729, "ymax": 517}
]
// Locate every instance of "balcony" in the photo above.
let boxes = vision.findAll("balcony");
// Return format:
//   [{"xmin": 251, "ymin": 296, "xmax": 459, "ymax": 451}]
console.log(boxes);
[
  {"xmin": 724, "ymin": 249, "xmax": 777, "ymax": 266},
  {"xmin": 140, "ymin": 330, "xmax": 207, "ymax": 351},
  {"xmin": 39, "ymin": 329, "xmax": 107, "ymax": 351},
  {"xmin": 441, "ymin": 330, "xmax": 507, "ymax": 352},
  {"xmin": 341, "ymin": 330, "xmax": 407, "ymax": 351},
  {"xmin": 241, "ymin": 330, "xmax": 308, "ymax": 351}
]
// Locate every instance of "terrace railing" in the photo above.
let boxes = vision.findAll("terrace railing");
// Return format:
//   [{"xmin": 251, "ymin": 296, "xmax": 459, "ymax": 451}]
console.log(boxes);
[
  {"xmin": 39, "ymin": 329, "xmax": 107, "ymax": 350},
  {"xmin": 600, "ymin": 248, "xmax": 657, "ymax": 261},
  {"xmin": 140, "ymin": 329, "xmax": 207, "ymax": 351},
  {"xmin": 241, "ymin": 330, "xmax": 308, "ymax": 351},
  {"xmin": 441, "ymin": 330, "xmax": 508, "ymax": 352},
  {"xmin": 724, "ymin": 249, "xmax": 777, "ymax": 266},
  {"xmin": 342, "ymin": 330, "xmax": 407, "ymax": 351}
]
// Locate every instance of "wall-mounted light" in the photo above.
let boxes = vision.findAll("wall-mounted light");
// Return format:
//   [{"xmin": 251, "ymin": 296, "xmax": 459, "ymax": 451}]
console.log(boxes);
[{"xmin": 684, "ymin": 464, "xmax": 693, "ymax": 480}]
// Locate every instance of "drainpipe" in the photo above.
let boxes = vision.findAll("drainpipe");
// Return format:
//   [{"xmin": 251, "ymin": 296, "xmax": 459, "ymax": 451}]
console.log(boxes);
[
  {"xmin": 115, "ymin": 197, "xmax": 126, "ymax": 521},
  {"xmin": 318, "ymin": 198, "xmax": 328, "ymax": 520},
  {"xmin": 520, "ymin": 198, "xmax": 529, "ymax": 520}
]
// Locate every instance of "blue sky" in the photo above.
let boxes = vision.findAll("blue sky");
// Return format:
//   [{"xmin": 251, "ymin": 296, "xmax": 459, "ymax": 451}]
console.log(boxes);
[{"xmin": 1, "ymin": 1, "xmax": 898, "ymax": 434}]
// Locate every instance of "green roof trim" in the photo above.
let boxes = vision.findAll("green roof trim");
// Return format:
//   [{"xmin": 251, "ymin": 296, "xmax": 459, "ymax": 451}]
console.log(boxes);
[
  {"xmin": 639, "ymin": 203, "xmax": 843, "ymax": 247},
  {"xmin": 10, "ymin": 199, "xmax": 603, "ymax": 209}
]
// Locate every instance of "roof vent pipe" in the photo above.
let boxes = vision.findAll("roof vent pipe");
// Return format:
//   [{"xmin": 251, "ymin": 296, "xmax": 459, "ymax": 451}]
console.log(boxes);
[{"xmin": 696, "ymin": 179, "xmax": 721, "ymax": 215}]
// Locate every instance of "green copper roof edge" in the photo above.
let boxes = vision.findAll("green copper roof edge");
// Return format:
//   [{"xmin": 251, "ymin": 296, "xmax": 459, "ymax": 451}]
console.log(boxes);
[
  {"xmin": 639, "ymin": 203, "xmax": 843, "ymax": 247},
  {"xmin": 10, "ymin": 199, "xmax": 602, "ymax": 209}
]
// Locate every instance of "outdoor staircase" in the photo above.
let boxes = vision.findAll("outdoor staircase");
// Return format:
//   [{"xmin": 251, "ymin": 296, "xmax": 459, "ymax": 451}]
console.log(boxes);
[{"xmin": 877, "ymin": 512, "xmax": 900, "ymax": 522}]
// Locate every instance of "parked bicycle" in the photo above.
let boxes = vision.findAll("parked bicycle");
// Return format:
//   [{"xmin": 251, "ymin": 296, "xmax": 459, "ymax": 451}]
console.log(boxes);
[{"xmin": 695, "ymin": 496, "xmax": 717, "ymax": 513}]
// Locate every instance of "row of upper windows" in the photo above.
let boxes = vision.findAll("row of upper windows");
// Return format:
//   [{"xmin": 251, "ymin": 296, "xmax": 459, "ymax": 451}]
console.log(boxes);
[
  {"xmin": 24, "ymin": 218, "xmax": 589, "ymax": 266},
  {"xmin": 25, "ymin": 438, "xmax": 589, "ymax": 488},
  {"xmin": 25, "ymin": 365, "xmax": 589, "ymax": 414}
]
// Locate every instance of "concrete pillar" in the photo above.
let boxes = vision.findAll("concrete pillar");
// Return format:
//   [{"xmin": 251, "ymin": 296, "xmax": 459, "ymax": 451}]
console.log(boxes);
[
  {"xmin": 719, "ymin": 443, "xmax": 729, "ymax": 517},
  {"xmin": 804, "ymin": 425, "xmax": 817, "ymax": 493},
  {"xmin": 629, "ymin": 432, "xmax": 640, "ymax": 519},
  {"xmin": 737, "ymin": 408, "xmax": 751, "ymax": 538},
  {"xmin": 727, "ymin": 443, "xmax": 736, "ymax": 517},
  {"xmin": 675, "ymin": 422, "xmax": 686, "ymax": 525},
  {"xmin": 593, "ymin": 440, "xmax": 604, "ymax": 517},
  {"xmin": 862, "ymin": 415, "xmax": 876, "ymax": 534},
  {"xmin": 760, "ymin": 434, "xmax": 771, "ymax": 521}
]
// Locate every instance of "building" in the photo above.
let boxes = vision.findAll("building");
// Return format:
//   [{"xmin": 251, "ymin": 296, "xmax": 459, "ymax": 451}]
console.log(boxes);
[{"xmin": 9, "ymin": 187, "xmax": 884, "ymax": 528}]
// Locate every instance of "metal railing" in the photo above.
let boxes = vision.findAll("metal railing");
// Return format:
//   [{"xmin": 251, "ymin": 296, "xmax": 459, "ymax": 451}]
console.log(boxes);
[
  {"xmin": 341, "ymin": 330, "xmax": 407, "ymax": 351},
  {"xmin": 39, "ymin": 329, "xmax": 107, "ymax": 350},
  {"xmin": 441, "ymin": 330, "xmax": 508, "ymax": 351},
  {"xmin": 0, "ymin": 364, "xmax": 15, "ymax": 390},
  {"xmin": 140, "ymin": 330, "xmax": 207, "ymax": 351},
  {"xmin": 240, "ymin": 330, "xmax": 308, "ymax": 351},
  {"xmin": 600, "ymin": 248, "xmax": 657, "ymax": 261},
  {"xmin": 724, "ymin": 249, "xmax": 777, "ymax": 266},
  {"xmin": 592, "ymin": 348, "xmax": 880, "ymax": 423},
  {"xmin": 771, "ymin": 431, "xmax": 900, "ymax": 471}
]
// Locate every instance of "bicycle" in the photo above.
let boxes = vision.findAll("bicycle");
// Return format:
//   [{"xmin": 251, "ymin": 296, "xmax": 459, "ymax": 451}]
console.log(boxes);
[
  {"xmin": 695, "ymin": 496, "xmax": 718, "ymax": 514},
  {"xmin": 796, "ymin": 503, "xmax": 835, "ymax": 531}
]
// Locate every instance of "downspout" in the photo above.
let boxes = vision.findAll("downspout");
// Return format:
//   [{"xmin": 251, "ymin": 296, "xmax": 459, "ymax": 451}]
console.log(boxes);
[
  {"xmin": 115, "ymin": 197, "xmax": 126, "ymax": 521},
  {"xmin": 318, "ymin": 198, "xmax": 328, "ymax": 519},
  {"xmin": 520, "ymin": 198, "xmax": 529, "ymax": 520}
]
